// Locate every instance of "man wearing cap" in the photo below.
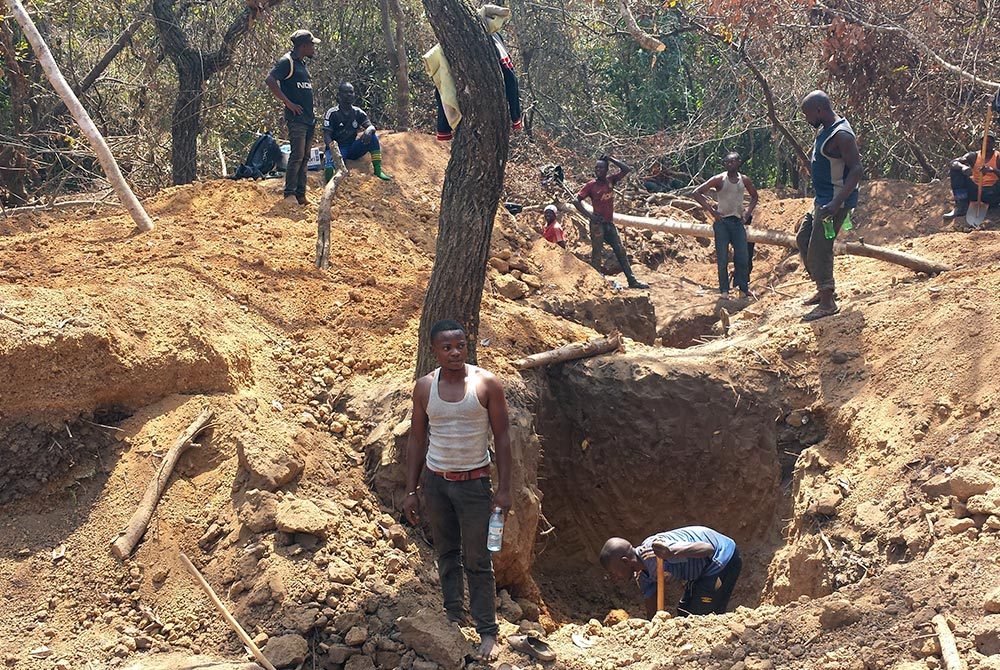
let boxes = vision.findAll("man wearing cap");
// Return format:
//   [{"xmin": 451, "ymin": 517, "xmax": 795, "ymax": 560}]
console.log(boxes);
[
  {"xmin": 541, "ymin": 205, "xmax": 566, "ymax": 248},
  {"xmin": 323, "ymin": 82, "xmax": 392, "ymax": 182},
  {"xmin": 266, "ymin": 30, "xmax": 320, "ymax": 205}
]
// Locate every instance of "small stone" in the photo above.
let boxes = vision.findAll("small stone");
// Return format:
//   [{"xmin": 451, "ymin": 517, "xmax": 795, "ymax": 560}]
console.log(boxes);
[
  {"xmin": 345, "ymin": 655, "xmax": 376, "ymax": 670},
  {"xmin": 151, "ymin": 567, "xmax": 170, "ymax": 583},
  {"xmin": 388, "ymin": 524, "xmax": 409, "ymax": 550},
  {"xmin": 264, "ymin": 633, "xmax": 309, "ymax": 668},
  {"xmin": 275, "ymin": 498, "xmax": 330, "ymax": 538},
  {"xmin": 494, "ymin": 274, "xmax": 529, "ymax": 300},
  {"xmin": 985, "ymin": 586, "xmax": 1000, "ymax": 613},
  {"xmin": 819, "ymin": 599, "xmax": 861, "ymax": 629},
  {"xmin": 328, "ymin": 557, "xmax": 357, "ymax": 585},
  {"xmin": 941, "ymin": 518, "xmax": 976, "ymax": 535},
  {"xmin": 325, "ymin": 644, "xmax": 359, "ymax": 665},
  {"xmin": 345, "ymin": 626, "xmax": 369, "ymax": 646}
]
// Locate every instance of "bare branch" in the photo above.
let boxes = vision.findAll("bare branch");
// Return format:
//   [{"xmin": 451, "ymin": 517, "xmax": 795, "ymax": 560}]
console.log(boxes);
[{"xmin": 616, "ymin": 0, "xmax": 665, "ymax": 52}]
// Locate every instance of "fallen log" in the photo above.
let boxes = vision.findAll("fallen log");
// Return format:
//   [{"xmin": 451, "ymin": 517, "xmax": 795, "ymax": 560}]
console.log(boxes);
[
  {"xmin": 180, "ymin": 553, "xmax": 278, "ymax": 670},
  {"xmin": 556, "ymin": 202, "xmax": 952, "ymax": 276},
  {"xmin": 514, "ymin": 333, "xmax": 623, "ymax": 370},
  {"xmin": 6, "ymin": 0, "xmax": 154, "ymax": 232},
  {"xmin": 111, "ymin": 408, "xmax": 214, "ymax": 560},
  {"xmin": 316, "ymin": 150, "xmax": 349, "ymax": 270},
  {"xmin": 932, "ymin": 614, "xmax": 966, "ymax": 670}
]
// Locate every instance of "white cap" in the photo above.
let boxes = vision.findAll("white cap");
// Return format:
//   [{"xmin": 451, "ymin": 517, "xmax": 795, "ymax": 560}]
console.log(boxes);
[{"xmin": 544, "ymin": 204, "xmax": 558, "ymax": 214}]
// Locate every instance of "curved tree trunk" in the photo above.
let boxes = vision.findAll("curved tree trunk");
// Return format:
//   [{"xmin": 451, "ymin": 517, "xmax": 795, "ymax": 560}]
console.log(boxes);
[
  {"xmin": 414, "ymin": 0, "xmax": 510, "ymax": 378},
  {"xmin": 5, "ymin": 0, "xmax": 154, "ymax": 231}
]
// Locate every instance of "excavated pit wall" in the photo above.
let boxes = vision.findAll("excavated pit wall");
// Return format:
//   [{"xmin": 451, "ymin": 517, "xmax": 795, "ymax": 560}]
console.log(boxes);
[{"xmin": 529, "ymin": 351, "xmax": 784, "ymax": 618}]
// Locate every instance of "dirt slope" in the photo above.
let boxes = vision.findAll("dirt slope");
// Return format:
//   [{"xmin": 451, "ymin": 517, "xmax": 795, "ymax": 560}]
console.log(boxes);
[{"xmin": 2, "ymin": 133, "xmax": 1000, "ymax": 670}]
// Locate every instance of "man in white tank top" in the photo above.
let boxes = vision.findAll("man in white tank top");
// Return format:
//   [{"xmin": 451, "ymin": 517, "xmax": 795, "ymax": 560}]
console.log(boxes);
[
  {"xmin": 692, "ymin": 152, "xmax": 759, "ymax": 297},
  {"xmin": 404, "ymin": 320, "xmax": 512, "ymax": 661}
]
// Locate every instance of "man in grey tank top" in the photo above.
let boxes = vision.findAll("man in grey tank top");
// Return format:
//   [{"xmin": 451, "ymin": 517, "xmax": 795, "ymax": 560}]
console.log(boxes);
[
  {"xmin": 692, "ymin": 152, "xmax": 759, "ymax": 298},
  {"xmin": 404, "ymin": 320, "xmax": 513, "ymax": 661}
]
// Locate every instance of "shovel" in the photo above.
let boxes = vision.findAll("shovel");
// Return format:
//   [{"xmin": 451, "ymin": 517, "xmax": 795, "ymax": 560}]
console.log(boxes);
[{"xmin": 967, "ymin": 90, "xmax": 1000, "ymax": 228}]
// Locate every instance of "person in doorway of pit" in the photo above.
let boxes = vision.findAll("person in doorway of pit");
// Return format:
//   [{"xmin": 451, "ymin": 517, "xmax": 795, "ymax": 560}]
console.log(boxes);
[
  {"xmin": 692, "ymin": 152, "xmax": 759, "ymax": 298},
  {"xmin": 600, "ymin": 526, "xmax": 742, "ymax": 618},
  {"xmin": 943, "ymin": 132, "xmax": 999, "ymax": 219},
  {"xmin": 403, "ymin": 320, "xmax": 512, "ymax": 661},
  {"xmin": 796, "ymin": 90, "xmax": 863, "ymax": 321},
  {"xmin": 541, "ymin": 204, "xmax": 567, "ymax": 248},
  {"xmin": 323, "ymin": 82, "xmax": 392, "ymax": 181},
  {"xmin": 265, "ymin": 29, "xmax": 319, "ymax": 206},
  {"xmin": 574, "ymin": 155, "xmax": 649, "ymax": 289}
]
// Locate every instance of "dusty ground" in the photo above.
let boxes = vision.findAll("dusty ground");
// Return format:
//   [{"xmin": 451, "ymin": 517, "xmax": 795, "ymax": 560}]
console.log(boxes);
[{"xmin": 1, "ymin": 132, "xmax": 1000, "ymax": 670}]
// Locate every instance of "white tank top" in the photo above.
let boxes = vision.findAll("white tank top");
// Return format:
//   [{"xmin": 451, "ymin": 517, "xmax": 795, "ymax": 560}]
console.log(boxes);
[
  {"xmin": 425, "ymin": 365, "xmax": 491, "ymax": 472},
  {"xmin": 716, "ymin": 172, "xmax": 745, "ymax": 218}
]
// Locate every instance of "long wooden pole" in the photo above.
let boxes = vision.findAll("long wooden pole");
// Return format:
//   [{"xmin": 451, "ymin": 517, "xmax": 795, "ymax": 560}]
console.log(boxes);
[
  {"xmin": 111, "ymin": 408, "xmax": 214, "ymax": 560},
  {"xmin": 556, "ymin": 203, "xmax": 951, "ymax": 276},
  {"xmin": 180, "ymin": 553, "xmax": 278, "ymax": 670},
  {"xmin": 316, "ymin": 150, "xmax": 348, "ymax": 270},
  {"xmin": 6, "ymin": 0, "xmax": 155, "ymax": 232}
]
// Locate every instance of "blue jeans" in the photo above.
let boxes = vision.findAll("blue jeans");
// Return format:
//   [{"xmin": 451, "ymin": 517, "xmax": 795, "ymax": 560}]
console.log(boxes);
[
  {"xmin": 713, "ymin": 216, "xmax": 749, "ymax": 293},
  {"xmin": 326, "ymin": 133, "xmax": 381, "ymax": 165}
]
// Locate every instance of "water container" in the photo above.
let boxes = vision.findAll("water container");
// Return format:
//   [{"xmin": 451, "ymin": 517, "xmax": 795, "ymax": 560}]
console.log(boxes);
[{"xmin": 487, "ymin": 507, "xmax": 504, "ymax": 553}]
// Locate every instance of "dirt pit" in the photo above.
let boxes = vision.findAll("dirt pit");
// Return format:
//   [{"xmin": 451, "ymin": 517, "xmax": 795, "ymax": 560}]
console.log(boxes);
[{"xmin": 528, "ymin": 350, "xmax": 785, "ymax": 621}]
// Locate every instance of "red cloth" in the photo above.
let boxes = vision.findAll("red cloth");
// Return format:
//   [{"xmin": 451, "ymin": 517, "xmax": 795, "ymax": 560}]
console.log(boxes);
[
  {"xmin": 542, "ymin": 222, "xmax": 565, "ymax": 244},
  {"xmin": 578, "ymin": 179, "xmax": 615, "ymax": 222}
]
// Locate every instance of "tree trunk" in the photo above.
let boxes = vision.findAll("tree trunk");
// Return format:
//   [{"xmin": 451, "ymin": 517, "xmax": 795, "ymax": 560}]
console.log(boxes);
[
  {"xmin": 5, "ymin": 0, "xmax": 154, "ymax": 231},
  {"xmin": 414, "ymin": 0, "xmax": 510, "ymax": 378},
  {"xmin": 153, "ymin": 0, "xmax": 285, "ymax": 185},
  {"xmin": 170, "ymin": 63, "xmax": 204, "ymax": 185},
  {"xmin": 378, "ymin": 0, "xmax": 410, "ymax": 129}
]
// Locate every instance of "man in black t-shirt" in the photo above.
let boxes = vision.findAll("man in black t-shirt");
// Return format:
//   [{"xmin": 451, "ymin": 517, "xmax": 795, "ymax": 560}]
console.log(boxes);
[
  {"xmin": 266, "ymin": 29, "xmax": 320, "ymax": 205},
  {"xmin": 323, "ymin": 82, "xmax": 392, "ymax": 181}
]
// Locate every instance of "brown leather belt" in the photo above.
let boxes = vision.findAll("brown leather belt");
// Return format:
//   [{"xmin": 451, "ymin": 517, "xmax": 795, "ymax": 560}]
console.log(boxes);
[{"xmin": 427, "ymin": 465, "xmax": 491, "ymax": 482}]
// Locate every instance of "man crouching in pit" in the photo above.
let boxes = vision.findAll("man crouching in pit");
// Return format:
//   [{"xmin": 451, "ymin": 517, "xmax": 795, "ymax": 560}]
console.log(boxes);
[
  {"xmin": 601, "ymin": 526, "xmax": 742, "ymax": 618},
  {"xmin": 403, "ymin": 319, "xmax": 513, "ymax": 660}
]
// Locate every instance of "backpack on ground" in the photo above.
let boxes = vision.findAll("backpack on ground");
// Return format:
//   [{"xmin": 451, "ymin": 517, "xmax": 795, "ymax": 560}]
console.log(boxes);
[{"xmin": 231, "ymin": 131, "xmax": 282, "ymax": 180}]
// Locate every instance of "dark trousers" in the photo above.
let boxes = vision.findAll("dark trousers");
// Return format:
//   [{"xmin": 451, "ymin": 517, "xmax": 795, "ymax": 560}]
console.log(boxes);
[
  {"xmin": 949, "ymin": 165, "xmax": 1000, "ymax": 204},
  {"xmin": 284, "ymin": 122, "xmax": 314, "ymax": 197},
  {"xmin": 422, "ymin": 472, "xmax": 498, "ymax": 637},
  {"xmin": 713, "ymin": 216, "xmax": 749, "ymax": 293},
  {"xmin": 796, "ymin": 206, "xmax": 850, "ymax": 292},
  {"xmin": 590, "ymin": 219, "xmax": 636, "ymax": 283},
  {"xmin": 325, "ymin": 134, "xmax": 381, "ymax": 164},
  {"xmin": 678, "ymin": 549, "xmax": 742, "ymax": 616},
  {"xmin": 501, "ymin": 64, "xmax": 522, "ymax": 128}
]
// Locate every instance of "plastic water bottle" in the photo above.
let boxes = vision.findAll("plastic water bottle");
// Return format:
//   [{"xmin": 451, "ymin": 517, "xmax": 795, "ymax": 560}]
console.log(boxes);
[{"xmin": 487, "ymin": 507, "xmax": 504, "ymax": 553}]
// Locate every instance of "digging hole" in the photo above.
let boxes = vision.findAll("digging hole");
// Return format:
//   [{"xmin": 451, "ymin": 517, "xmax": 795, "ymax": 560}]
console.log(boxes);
[{"xmin": 530, "ymin": 355, "xmax": 786, "ymax": 620}]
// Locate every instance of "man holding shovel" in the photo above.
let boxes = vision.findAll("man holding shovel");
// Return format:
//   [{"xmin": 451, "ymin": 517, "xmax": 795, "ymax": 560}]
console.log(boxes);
[
  {"xmin": 601, "ymin": 526, "xmax": 742, "ymax": 618},
  {"xmin": 944, "ymin": 132, "xmax": 999, "ymax": 224}
]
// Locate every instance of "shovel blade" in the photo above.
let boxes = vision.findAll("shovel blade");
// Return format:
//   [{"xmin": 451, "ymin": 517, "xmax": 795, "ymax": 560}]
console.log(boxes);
[{"xmin": 966, "ymin": 201, "xmax": 989, "ymax": 228}]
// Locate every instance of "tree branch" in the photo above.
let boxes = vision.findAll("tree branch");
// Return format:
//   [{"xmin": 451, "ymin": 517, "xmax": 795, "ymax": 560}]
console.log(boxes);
[{"xmin": 616, "ymin": 0, "xmax": 665, "ymax": 52}]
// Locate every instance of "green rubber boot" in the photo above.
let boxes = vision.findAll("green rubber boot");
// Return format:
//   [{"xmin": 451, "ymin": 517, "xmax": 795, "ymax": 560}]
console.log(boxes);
[{"xmin": 372, "ymin": 159, "xmax": 392, "ymax": 181}]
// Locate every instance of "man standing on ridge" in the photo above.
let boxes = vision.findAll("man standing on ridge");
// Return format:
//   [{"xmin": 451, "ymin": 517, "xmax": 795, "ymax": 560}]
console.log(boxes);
[
  {"xmin": 323, "ymin": 82, "xmax": 392, "ymax": 182},
  {"xmin": 404, "ymin": 320, "xmax": 512, "ymax": 661},
  {"xmin": 692, "ymin": 151, "xmax": 759, "ymax": 298},
  {"xmin": 574, "ymin": 156, "xmax": 649, "ymax": 289},
  {"xmin": 797, "ymin": 90, "xmax": 863, "ymax": 321},
  {"xmin": 265, "ymin": 29, "xmax": 319, "ymax": 206}
]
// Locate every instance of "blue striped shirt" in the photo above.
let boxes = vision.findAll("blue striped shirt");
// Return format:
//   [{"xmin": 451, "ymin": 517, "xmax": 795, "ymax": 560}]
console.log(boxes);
[{"xmin": 636, "ymin": 526, "xmax": 737, "ymax": 599}]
